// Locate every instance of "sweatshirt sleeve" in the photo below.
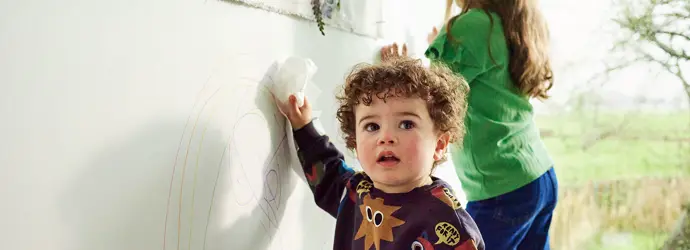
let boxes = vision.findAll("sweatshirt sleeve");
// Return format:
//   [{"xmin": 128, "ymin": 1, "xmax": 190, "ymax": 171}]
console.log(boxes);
[
  {"xmin": 293, "ymin": 120, "xmax": 356, "ymax": 217},
  {"xmin": 424, "ymin": 10, "xmax": 492, "ymax": 84}
]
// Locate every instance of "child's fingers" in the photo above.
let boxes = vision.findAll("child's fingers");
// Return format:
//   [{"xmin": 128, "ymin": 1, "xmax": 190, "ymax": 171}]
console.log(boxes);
[
  {"xmin": 402, "ymin": 43, "xmax": 408, "ymax": 56},
  {"xmin": 392, "ymin": 43, "xmax": 399, "ymax": 55},
  {"xmin": 300, "ymin": 96, "xmax": 310, "ymax": 111},
  {"xmin": 289, "ymin": 95, "xmax": 302, "ymax": 115},
  {"xmin": 381, "ymin": 45, "xmax": 392, "ymax": 60}
]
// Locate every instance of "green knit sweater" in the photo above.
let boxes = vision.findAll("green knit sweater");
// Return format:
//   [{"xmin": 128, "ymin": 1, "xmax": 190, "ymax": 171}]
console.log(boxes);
[{"xmin": 425, "ymin": 9, "xmax": 554, "ymax": 201}]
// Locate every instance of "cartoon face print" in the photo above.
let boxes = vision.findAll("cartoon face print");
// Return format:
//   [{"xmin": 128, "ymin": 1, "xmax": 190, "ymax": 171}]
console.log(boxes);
[
  {"xmin": 356, "ymin": 179, "xmax": 373, "ymax": 198},
  {"xmin": 411, "ymin": 229, "xmax": 478, "ymax": 250},
  {"xmin": 411, "ymin": 231, "xmax": 434, "ymax": 250},
  {"xmin": 354, "ymin": 194, "xmax": 406, "ymax": 250}
]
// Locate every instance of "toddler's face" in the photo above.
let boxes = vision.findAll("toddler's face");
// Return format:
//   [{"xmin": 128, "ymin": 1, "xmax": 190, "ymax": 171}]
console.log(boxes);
[{"xmin": 354, "ymin": 95, "xmax": 449, "ymax": 193}]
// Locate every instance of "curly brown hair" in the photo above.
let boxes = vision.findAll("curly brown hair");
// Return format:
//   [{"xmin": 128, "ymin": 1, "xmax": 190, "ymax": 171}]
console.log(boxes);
[{"xmin": 336, "ymin": 57, "xmax": 469, "ymax": 164}]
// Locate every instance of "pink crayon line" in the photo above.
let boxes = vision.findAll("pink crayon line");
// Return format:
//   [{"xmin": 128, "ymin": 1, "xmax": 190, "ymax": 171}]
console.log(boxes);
[
  {"xmin": 187, "ymin": 94, "xmax": 224, "ymax": 249},
  {"xmin": 163, "ymin": 78, "xmax": 213, "ymax": 250},
  {"xmin": 176, "ymin": 87, "xmax": 223, "ymax": 250}
]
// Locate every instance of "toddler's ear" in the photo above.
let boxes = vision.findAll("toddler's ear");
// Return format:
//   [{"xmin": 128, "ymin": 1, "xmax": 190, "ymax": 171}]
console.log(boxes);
[{"xmin": 434, "ymin": 132, "xmax": 451, "ymax": 161}]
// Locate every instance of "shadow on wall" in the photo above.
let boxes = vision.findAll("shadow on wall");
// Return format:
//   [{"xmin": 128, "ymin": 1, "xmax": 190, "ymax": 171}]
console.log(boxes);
[
  {"xmin": 57, "ymin": 116, "xmax": 218, "ymax": 250},
  {"xmin": 57, "ymin": 65, "xmax": 300, "ymax": 250},
  {"xmin": 204, "ymin": 63, "xmax": 301, "ymax": 250}
]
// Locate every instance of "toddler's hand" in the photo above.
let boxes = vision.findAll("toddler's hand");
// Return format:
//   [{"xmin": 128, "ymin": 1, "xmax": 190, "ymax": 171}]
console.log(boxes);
[
  {"xmin": 380, "ymin": 43, "xmax": 408, "ymax": 62},
  {"xmin": 274, "ymin": 94, "xmax": 312, "ymax": 130}
]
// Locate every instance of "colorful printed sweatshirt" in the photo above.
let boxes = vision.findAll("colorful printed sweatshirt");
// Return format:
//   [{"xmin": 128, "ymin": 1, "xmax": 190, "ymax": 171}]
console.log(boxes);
[{"xmin": 294, "ymin": 121, "xmax": 485, "ymax": 250}]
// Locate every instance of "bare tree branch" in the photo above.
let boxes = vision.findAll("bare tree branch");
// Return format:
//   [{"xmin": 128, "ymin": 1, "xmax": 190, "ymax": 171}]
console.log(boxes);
[
  {"xmin": 586, "ymin": 56, "xmax": 649, "ymax": 86},
  {"xmin": 606, "ymin": 0, "xmax": 689, "ymax": 86},
  {"xmin": 670, "ymin": 61, "xmax": 690, "ymax": 99},
  {"xmin": 650, "ymin": 36, "xmax": 690, "ymax": 60},
  {"xmin": 633, "ymin": 48, "xmax": 678, "ymax": 75},
  {"xmin": 656, "ymin": 30, "xmax": 690, "ymax": 42},
  {"xmin": 600, "ymin": 0, "xmax": 690, "ymax": 121},
  {"xmin": 664, "ymin": 12, "xmax": 689, "ymax": 19}
]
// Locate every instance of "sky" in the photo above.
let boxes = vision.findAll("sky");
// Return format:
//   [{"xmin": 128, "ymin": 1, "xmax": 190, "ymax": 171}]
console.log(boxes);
[{"xmin": 537, "ymin": 0, "xmax": 688, "ymax": 112}]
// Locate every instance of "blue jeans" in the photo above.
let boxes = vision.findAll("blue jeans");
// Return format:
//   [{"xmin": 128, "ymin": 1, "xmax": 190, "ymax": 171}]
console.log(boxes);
[{"xmin": 466, "ymin": 167, "xmax": 558, "ymax": 250}]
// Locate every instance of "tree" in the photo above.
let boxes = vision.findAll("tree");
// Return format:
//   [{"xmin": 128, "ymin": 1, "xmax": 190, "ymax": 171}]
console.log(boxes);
[
  {"xmin": 662, "ymin": 203, "xmax": 690, "ymax": 250},
  {"xmin": 606, "ymin": 2, "xmax": 690, "ymax": 248},
  {"xmin": 606, "ymin": 0, "xmax": 690, "ymax": 109}
]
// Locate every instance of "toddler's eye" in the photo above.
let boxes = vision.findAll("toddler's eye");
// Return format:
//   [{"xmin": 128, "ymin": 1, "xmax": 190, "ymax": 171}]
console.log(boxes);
[
  {"xmin": 399, "ymin": 120, "xmax": 415, "ymax": 129},
  {"xmin": 364, "ymin": 123, "xmax": 380, "ymax": 132}
]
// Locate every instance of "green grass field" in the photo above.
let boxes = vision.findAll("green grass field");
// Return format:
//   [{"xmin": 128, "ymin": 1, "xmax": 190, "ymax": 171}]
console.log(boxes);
[
  {"xmin": 584, "ymin": 231, "xmax": 668, "ymax": 250},
  {"xmin": 536, "ymin": 111, "xmax": 689, "ymax": 249},
  {"xmin": 536, "ymin": 111, "xmax": 690, "ymax": 185}
]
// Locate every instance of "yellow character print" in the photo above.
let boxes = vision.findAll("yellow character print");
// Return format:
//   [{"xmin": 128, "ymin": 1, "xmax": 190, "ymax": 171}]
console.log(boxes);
[
  {"xmin": 356, "ymin": 180, "xmax": 373, "ymax": 198},
  {"xmin": 434, "ymin": 222, "xmax": 461, "ymax": 246},
  {"xmin": 431, "ymin": 187, "xmax": 462, "ymax": 210}
]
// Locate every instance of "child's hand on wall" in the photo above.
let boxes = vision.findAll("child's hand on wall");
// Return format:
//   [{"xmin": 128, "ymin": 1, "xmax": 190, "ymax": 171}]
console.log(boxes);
[
  {"xmin": 274, "ymin": 94, "xmax": 312, "ymax": 130},
  {"xmin": 427, "ymin": 26, "xmax": 439, "ymax": 45},
  {"xmin": 380, "ymin": 43, "xmax": 408, "ymax": 62}
]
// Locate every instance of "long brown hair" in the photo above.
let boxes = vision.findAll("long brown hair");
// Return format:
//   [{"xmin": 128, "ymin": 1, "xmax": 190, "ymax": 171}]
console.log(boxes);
[{"xmin": 445, "ymin": 0, "xmax": 554, "ymax": 99}]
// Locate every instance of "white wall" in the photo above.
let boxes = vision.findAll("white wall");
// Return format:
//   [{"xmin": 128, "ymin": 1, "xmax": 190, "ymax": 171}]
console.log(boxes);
[{"xmin": 0, "ymin": 0, "xmax": 461, "ymax": 249}]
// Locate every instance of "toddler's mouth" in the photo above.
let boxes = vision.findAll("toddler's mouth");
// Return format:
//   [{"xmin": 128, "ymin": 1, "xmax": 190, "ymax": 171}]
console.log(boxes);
[{"xmin": 376, "ymin": 151, "xmax": 400, "ymax": 163}]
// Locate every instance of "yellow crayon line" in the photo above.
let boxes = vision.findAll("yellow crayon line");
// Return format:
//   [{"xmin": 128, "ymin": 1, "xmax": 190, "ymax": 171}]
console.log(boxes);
[
  {"xmin": 188, "ymin": 91, "xmax": 224, "ymax": 250},
  {"xmin": 163, "ymin": 80, "xmax": 212, "ymax": 250},
  {"xmin": 177, "ymin": 87, "xmax": 222, "ymax": 250}
]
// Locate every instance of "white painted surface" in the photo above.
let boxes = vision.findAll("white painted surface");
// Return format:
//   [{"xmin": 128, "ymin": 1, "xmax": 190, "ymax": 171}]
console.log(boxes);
[{"xmin": 0, "ymin": 0, "xmax": 463, "ymax": 249}]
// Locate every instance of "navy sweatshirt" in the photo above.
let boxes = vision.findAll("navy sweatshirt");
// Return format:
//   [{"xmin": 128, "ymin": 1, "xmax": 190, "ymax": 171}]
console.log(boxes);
[{"xmin": 294, "ymin": 121, "xmax": 485, "ymax": 250}]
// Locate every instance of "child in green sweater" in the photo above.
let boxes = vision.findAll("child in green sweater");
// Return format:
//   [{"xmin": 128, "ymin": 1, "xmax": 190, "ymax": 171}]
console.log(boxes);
[{"xmin": 382, "ymin": 0, "xmax": 558, "ymax": 249}]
